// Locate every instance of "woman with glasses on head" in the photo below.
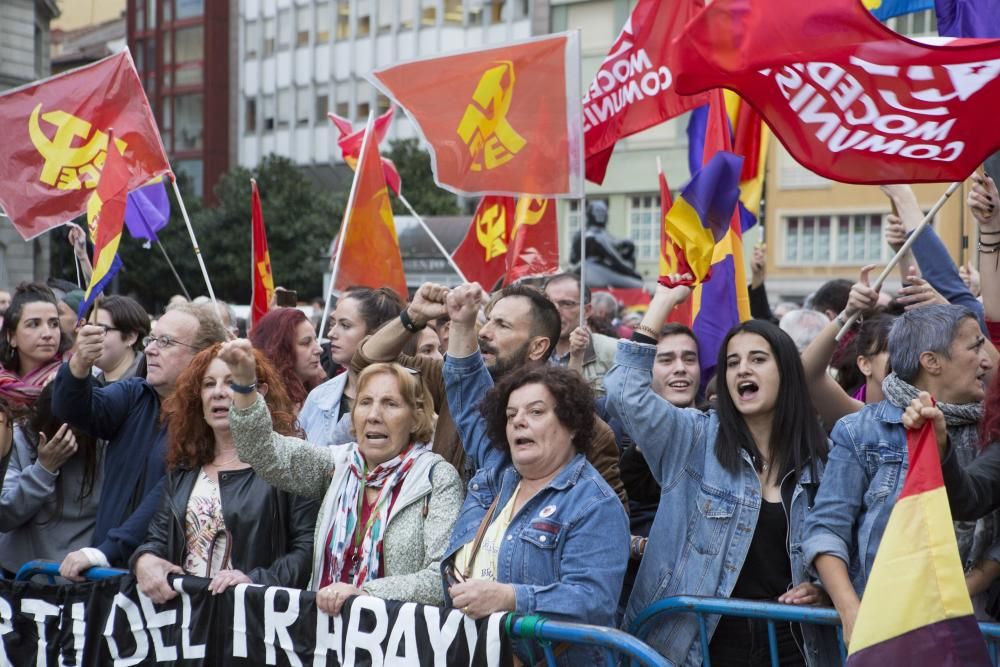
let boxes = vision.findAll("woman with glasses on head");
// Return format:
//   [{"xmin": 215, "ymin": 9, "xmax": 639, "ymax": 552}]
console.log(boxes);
[
  {"xmin": 130, "ymin": 344, "xmax": 317, "ymax": 601},
  {"xmin": 220, "ymin": 338, "xmax": 463, "ymax": 614}
]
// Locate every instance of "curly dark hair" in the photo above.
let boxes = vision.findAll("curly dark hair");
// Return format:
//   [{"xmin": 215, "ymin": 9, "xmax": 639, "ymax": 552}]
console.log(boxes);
[{"xmin": 479, "ymin": 365, "xmax": 595, "ymax": 457}]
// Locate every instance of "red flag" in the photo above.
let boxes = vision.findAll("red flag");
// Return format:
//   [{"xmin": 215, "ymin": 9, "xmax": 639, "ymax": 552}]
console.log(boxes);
[
  {"xmin": 371, "ymin": 34, "xmax": 584, "ymax": 198},
  {"xmin": 330, "ymin": 117, "xmax": 407, "ymax": 298},
  {"xmin": 584, "ymin": 0, "xmax": 710, "ymax": 184},
  {"xmin": 658, "ymin": 162, "xmax": 692, "ymax": 326},
  {"xmin": 327, "ymin": 107, "xmax": 403, "ymax": 196},
  {"xmin": 250, "ymin": 179, "xmax": 274, "ymax": 329},
  {"xmin": 0, "ymin": 51, "xmax": 170, "ymax": 239},
  {"xmin": 452, "ymin": 196, "xmax": 517, "ymax": 289},
  {"xmin": 503, "ymin": 198, "xmax": 560, "ymax": 286},
  {"xmin": 672, "ymin": 0, "xmax": 1000, "ymax": 184}
]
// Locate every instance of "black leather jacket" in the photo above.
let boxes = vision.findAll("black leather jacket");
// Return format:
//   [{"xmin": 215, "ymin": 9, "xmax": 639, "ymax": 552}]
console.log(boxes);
[{"xmin": 131, "ymin": 466, "xmax": 318, "ymax": 587}]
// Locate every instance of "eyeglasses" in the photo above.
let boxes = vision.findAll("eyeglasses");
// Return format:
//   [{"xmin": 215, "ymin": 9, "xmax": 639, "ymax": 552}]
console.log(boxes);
[{"xmin": 142, "ymin": 334, "xmax": 199, "ymax": 351}]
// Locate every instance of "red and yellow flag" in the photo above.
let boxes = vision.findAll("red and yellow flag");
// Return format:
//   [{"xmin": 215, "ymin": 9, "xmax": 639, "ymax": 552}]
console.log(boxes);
[
  {"xmin": 330, "ymin": 116, "xmax": 407, "ymax": 298},
  {"xmin": 250, "ymin": 179, "xmax": 274, "ymax": 329},
  {"xmin": 328, "ymin": 106, "xmax": 402, "ymax": 196},
  {"xmin": 77, "ymin": 130, "xmax": 130, "ymax": 319},
  {"xmin": 0, "ymin": 51, "xmax": 170, "ymax": 240},
  {"xmin": 370, "ymin": 33, "xmax": 583, "ymax": 198},
  {"xmin": 847, "ymin": 418, "xmax": 991, "ymax": 665}
]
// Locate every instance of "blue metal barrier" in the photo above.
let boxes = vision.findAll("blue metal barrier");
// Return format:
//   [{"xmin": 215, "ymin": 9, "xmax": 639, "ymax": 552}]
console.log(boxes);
[
  {"xmin": 14, "ymin": 560, "xmax": 126, "ymax": 583},
  {"xmin": 505, "ymin": 614, "xmax": 673, "ymax": 667}
]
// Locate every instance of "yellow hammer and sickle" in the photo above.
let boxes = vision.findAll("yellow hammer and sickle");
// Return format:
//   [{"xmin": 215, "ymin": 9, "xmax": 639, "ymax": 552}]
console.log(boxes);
[
  {"xmin": 28, "ymin": 104, "xmax": 127, "ymax": 189},
  {"xmin": 475, "ymin": 202, "xmax": 509, "ymax": 262},
  {"xmin": 510, "ymin": 198, "xmax": 548, "ymax": 240},
  {"xmin": 456, "ymin": 62, "xmax": 526, "ymax": 171}
]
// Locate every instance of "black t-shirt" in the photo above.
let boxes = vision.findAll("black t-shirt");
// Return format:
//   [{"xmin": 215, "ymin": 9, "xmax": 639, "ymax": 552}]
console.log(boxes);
[{"xmin": 731, "ymin": 499, "xmax": 792, "ymax": 600}]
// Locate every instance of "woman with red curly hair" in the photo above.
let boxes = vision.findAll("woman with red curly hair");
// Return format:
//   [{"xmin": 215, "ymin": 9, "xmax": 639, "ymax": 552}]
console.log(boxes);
[
  {"xmin": 249, "ymin": 308, "xmax": 325, "ymax": 411},
  {"xmin": 129, "ymin": 344, "xmax": 318, "ymax": 603}
]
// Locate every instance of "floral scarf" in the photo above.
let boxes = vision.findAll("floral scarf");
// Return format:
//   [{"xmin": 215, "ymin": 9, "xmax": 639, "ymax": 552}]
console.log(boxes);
[
  {"xmin": 322, "ymin": 443, "xmax": 426, "ymax": 587},
  {"xmin": 0, "ymin": 358, "xmax": 62, "ymax": 412}
]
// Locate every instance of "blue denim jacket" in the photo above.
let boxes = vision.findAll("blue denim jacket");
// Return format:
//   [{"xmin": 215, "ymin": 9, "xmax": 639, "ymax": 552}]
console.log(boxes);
[
  {"xmin": 441, "ymin": 352, "xmax": 629, "ymax": 661},
  {"xmin": 605, "ymin": 340, "xmax": 838, "ymax": 667},
  {"xmin": 802, "ymin": 400, "xmax": 907, "ymax": 594}
]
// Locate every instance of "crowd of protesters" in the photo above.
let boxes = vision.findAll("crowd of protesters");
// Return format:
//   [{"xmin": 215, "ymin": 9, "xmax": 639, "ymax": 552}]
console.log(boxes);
[{"xmin": 0, "ymin": 175, "xmax": 999, "ymax": 665}]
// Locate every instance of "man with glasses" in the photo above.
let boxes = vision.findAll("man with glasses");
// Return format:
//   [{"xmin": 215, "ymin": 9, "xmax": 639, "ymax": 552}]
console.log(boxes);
[
  {"xmin": 52, "ymin": 303, "xmax": 228, "ymax": 579},
  {"xmin": 542, "ymin": 273, "xmax": 617, "ymax": 396}
]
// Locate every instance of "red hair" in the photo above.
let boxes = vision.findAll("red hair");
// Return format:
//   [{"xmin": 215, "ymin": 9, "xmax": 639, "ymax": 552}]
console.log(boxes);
[
  {"xmin": 982, "ymin": 369, "xmax": 1000, "ymax": 449},
  {"xmin": 249, "ymin": 308, "xmax": 315, "ymax": 405},
  {"xmin": 163, "ymin": 343, "xmax": 299, "ymax": 470}
]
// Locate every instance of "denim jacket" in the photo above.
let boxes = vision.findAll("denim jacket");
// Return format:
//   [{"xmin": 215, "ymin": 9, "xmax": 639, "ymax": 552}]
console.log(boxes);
[
  {"xmin": 298, "ymin": 372, "xmax": 349, "ymax": 446},
  {"xmin": 605, "ymin": 340, "xmax": 838, "ymax": 667},
  {"xmin": 442, "ymin": 352, "xmax": 629, "ymax": 662},
  {"xmin": 802, "ymin": 400, "xmax": 907, "ymax": 594}
]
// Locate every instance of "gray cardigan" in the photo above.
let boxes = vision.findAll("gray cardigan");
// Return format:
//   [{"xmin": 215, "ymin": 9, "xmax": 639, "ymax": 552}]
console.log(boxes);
[
  {"xmin": 0, "ymin": 425, "xmax": 104, "ymax": 573},
  {"xmin": 229, "ymin": 395, "xmax": 463, "ymax": 605}
]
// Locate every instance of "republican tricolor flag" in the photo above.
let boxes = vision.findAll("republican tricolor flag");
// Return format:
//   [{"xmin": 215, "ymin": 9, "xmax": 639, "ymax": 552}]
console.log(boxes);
[
  {"xmin": 250, "ymin": 179, "xmax": 274, "ymax": 329},
  {"xmin": 77, "ymin": 129, "xmax": 129, "ymax": 319},
  {"xmin": 846, "ymin": 417, "xmax": 991, "ymax": 665}
]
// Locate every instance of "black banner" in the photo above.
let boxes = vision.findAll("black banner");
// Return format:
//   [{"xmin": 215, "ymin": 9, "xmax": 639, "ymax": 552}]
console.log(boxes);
[{"xmin": 0, "ymin": 575, "xmax": 513, "ymax": 666}]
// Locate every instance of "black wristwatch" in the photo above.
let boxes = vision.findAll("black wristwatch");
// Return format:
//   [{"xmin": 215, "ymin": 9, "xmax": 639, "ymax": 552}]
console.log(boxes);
[{"xmin": 229, "ymin": 380, "xmax": 258, "ymax": 395}]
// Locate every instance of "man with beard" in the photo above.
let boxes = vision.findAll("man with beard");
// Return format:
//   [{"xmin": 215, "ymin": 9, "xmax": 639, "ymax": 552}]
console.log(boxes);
[{"xmin": 351, "ymin": 282, "xmax": 626, "ymax": 505}]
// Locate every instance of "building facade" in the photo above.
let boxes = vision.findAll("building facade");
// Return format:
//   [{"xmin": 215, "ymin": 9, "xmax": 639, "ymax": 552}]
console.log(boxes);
[
  {"xmin": 0, "ymin": 0, "xmax": 60, "ymax": 288},
  {"xmin": 126, "ymin": 0, "xmax": 233, "ymax": 200}
]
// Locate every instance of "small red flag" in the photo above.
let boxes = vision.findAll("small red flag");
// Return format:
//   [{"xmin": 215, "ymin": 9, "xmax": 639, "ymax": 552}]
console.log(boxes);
[
  {"xmin": 503, "ymin": 198, "xmax": 560, "ymax": 286},
  {"xmin": 371, "ymin": 34, "xmax": 583, "ymax": 198},
  {"xmin": 330, "ymin": 117, "xmax": 407, "ymax": 298},
  {"xmin": 672, "ymin": 0, "xmax": 1000, "ymax": 184},
  {"xmin": 0, "ymin": 51, "xmax": 170, "ymax": 239},
  {"xmin": 328, "ymin": 106, "xmax": 402, "ymax": 196},
  {"xmin": 250, "ymin": 179, "xmax": 274, "ymax": 329}
]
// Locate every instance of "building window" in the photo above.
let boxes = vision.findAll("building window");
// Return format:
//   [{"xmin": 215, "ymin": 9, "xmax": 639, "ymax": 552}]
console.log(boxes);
[
  {"xmin": 357, "ymin": 0, "xmax": 371, "ymax": 37},
  {"xmin": 628, "ymin": 194, "xmax": 660, "ymax": 262},
  {"xmin": 296, "ymin": 9, "xmax": 311, "ymax": 46},
  {"xmin": 336, "ymin": 0, "xmax": 350, "ymax": 39},
  {"xmin": 175, "ymin": 94, "xmax": 203, "ymax": 151},
  {"xmin": 175, "ymin": 0, "xmax": 204, "ymax": 20},
  {"xmin": 263, "ymin": 94, "xmax": 275, "ymax": 131},
  {"xmin": 421, "ymin": 0, "xmax": 437, "ymax": 26},
  {"xmin": 783, "ymin": 213, "xmax": 888, "ymax": 265},
  {"xmin": 245, "ymin": 97, "xmax": 257, "ymax": 134},
  {"xmin": 315, "ymin": 94, "xmax": 329, "ymax": 123},
  {"xmin": 263, "ymin": 18, "xmax": 276, "ymax": 56},
  {"xmin": 316, "ymin": 2, "xmax": 331, "ymax": 43},
  {"xmin": 278, "ymin": 89, "xmax": 292, "ymax": 128},
  {"xmin": 887, "ymin": 8, "xmax": 937, "ymax": 36},
  {"xmin": 296, "ymin": 87, "xmax": 311, "ymax": 126},
  {"xmin": 399, "ymin": 0, "xmax": 415, "ymax": 29},
  {"xmin": 278, "ymin": 10, "xmax": 292, "ymax": 50},
  {"xmin": 175, "ymin": 26, "xmax": 203, "ymax": 63},
  {"xmin": 174, "ymin": 158, "xmax": 203, "ymax": 197},
  {"xmin": 444, "ymin": 0, "xmax": 462, "ymax": 25},
  {"xmin": 245, "ymin": 21, "xmax": 259, "ymax": 59}
]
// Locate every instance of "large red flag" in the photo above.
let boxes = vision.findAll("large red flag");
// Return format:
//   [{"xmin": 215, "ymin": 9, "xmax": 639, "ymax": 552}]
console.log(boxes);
[
  {"xmin": 328, "ymin": 107, "xmax": 403, "ymax": 196},
  {"xmin": 371, "ymin": 34, "xmax": 583, "ymax": 198},
  {"xmin": 671, "ymin": 0, "xmax": 1000, "ymax": 184},
  {"xmin": 0, "ymin": 51, "xmax": 170, "ymax": 239},
  {"xmin": 451, "ymin": 196, "xmax": 517, "ymax": 290},
  {"xmin": 584, "ymin": 0, "xmax": 710, "ymax": 184},
  {"xmin": 250, "ymin": 179, "xmax": 274, "ymax": 329},
  {"xmin": 330, "ymin": 118, "xmax": 407, "ymax": 298},
  {"xmin": 503, "ymin": 198, "xmax": 560, "ymax": 286}
]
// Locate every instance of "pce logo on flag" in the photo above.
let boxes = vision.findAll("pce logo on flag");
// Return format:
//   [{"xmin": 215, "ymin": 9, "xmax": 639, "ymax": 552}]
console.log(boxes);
[
  {"xmin": 457, "ymin": 62, "xmax": 526, "ymax": 172},
  {"xmin": 29, "ymin": 103, "xmax": 128, "ymax": 191}
]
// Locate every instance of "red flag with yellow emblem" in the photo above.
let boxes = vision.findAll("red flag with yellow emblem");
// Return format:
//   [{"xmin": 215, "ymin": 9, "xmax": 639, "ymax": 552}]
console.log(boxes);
[
  {"xmin": 0, "ymin": 51, "xmax": 170, "ymax": 240},
  {"xmin": 330, "ymin": 116, "xmax": 407, "ymax": 298},
  {"xmin": 370, "ymin": 33, "xmax": 583, "ymax": 198},
  {"xmin": 250, "ymin": 179, "xmax": 274, "ymax": 329}
]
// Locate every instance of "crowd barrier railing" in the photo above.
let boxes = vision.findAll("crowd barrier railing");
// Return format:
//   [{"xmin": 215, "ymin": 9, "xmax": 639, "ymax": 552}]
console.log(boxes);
[
  {"xmin": 505, "ymin": 614, "xmax": 673, "ymax": 667},
  {"xmin": 14, "ymin": 559, "xmax": 127, "ymax": 584}
]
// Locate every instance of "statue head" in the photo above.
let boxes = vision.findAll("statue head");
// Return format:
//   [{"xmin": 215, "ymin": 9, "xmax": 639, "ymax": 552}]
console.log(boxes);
[{"xmin": 586, "ymin": 201, "xmax": 608, "ymax": 228}]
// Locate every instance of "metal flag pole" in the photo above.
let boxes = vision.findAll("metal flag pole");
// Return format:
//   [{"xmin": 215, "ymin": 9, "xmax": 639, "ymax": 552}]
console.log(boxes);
[
  {"xmin": 835, "ymin": 181, "xmax": 962, "ymax": 341},
  {"xmin": 397, "ymin": 192, "xmax": 468, "ymax": 283},
  {"xmin": 318, "ymin": 110, "xmax": 375, "ymax": 341}
]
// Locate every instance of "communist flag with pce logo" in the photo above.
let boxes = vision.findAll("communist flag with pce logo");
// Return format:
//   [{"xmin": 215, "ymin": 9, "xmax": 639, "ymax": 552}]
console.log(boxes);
[
  {"xmin": 0, "ymin": 50, "xmax": 170, "ymax": 240},
  {"xmin": 370, "ymin": 33, "xmax": 584, "ymax": 199}
]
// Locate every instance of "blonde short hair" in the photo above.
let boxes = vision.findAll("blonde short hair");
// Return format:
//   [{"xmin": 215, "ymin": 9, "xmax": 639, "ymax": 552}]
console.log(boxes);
[{"xmin": 355, "ymin": 362, "xmax": 435, "ymax": 444}]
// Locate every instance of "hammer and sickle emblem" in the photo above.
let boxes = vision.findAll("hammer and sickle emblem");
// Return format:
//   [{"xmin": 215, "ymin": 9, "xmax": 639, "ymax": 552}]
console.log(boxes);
[
  {"xmin": 510, "ymin": 198, "xmax": 548, "ymax": 240},
  {"xmin": 28, "ymin": 104, "xmax": 127, "ymax": 190},
  {"xmin": 456, "ymin": 62, "xmax": 527, "ymax": 172},
  {"xmin": 475, "ymin": 202, "xmax": 510, "ymax": 262}
]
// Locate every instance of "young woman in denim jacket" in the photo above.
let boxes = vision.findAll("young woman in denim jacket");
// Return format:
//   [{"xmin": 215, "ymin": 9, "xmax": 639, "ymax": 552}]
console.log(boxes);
[{"xmin": 605, "ymin": 280, "xmax": 836, "ymax": 667}]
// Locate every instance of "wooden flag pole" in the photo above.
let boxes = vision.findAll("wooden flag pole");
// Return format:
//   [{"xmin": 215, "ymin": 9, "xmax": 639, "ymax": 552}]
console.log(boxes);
[
  {"xmin": 835, "ymin": 181, "xmax": 962, "ymax": 341},
  {"xmin": 397, "ymin": 192, "xmax": 468, "ymax": 283},
  {"xmin": 169, "ymin": 174, "xmax": 218, "ymax": 309},
  {"xmin": 319, "ymin": 110, "xmax": 375, "ymax": 341}
]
